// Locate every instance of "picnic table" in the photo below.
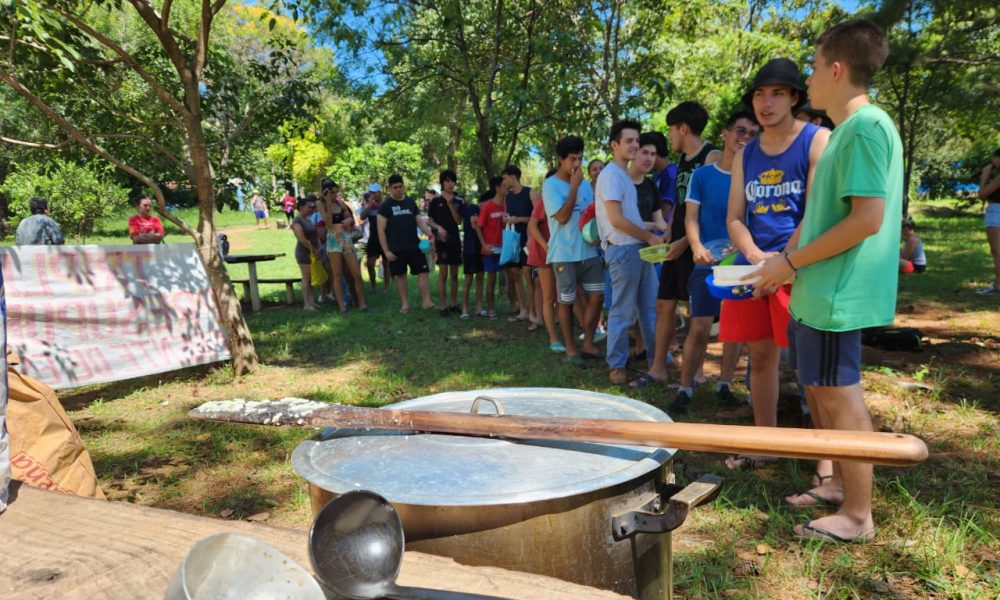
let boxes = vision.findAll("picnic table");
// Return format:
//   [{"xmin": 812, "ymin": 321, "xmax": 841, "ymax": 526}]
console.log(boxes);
[
  {"xmin": 223, "ymin": 252, "xmax": 284, "ymax": 312},
  {"xmin": 0, "ymin": 484, "xmax": 627, "ymax": 600}
]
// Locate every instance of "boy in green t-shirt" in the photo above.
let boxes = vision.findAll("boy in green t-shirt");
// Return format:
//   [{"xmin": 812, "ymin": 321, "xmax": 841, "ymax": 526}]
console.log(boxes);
[{"xmin": 755, "ymin": 20, "xmax": 903, "ymax": 543}]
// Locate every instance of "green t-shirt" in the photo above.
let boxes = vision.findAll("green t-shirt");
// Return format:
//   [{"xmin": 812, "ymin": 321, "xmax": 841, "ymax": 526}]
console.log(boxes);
[{"xmin": 789, "ymin": 104, "xmax": 903, "ymax": 332}]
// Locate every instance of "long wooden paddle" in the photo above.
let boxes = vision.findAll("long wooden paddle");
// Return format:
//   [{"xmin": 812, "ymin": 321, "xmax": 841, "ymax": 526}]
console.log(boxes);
[{"xmin": 189, "ymin": 398, "xmax": 928, "ymax": 467}]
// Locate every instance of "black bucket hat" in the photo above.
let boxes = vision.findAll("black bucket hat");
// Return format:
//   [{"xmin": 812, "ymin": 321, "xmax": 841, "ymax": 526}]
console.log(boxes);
[{"xmin": 742, "ymin": 58, "xmax": 807, "ymax": 111}]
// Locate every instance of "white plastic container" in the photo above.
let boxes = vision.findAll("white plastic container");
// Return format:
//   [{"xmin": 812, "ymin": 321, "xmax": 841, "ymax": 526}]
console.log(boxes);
[{"xmin": 712, "ymin": 265, "xmax": 761, "ymax": 286}]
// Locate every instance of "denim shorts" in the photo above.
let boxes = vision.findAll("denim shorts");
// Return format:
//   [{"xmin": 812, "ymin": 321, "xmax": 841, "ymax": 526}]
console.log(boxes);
[{"xmin": 986, "ymin": 203, "xmax": 1000, "ymax": 228}]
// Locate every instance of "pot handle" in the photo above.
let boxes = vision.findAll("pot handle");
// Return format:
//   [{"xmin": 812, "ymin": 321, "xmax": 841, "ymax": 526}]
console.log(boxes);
[
  {"xmin": 611, "ymin": 474, "xmax": 723, "ymax": 540},
  {"xmin": 470, "ymin": 396, "xmax": 505, "ymax": 416}
]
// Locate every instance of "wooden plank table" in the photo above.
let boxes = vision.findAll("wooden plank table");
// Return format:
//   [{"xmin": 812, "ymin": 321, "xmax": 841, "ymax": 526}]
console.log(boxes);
[
  {"xmin": 0, "ymin": 484, "xmax": 628, "ymax": 600},
  {"xmin": 223, "ymin": 253, "xmax": 285, "ymax": 312}
]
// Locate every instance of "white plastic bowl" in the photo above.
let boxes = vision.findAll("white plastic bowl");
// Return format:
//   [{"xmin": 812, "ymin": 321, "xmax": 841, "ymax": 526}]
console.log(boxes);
[{"xmin": 712, "ymin": 265, "xmax": 761, "ymax": 286}]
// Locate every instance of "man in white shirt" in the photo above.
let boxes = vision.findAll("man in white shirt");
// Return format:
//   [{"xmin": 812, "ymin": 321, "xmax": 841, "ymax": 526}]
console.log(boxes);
[{"xmin": 594, "ymin": 119, "xmax": 666, "ymax": 385}]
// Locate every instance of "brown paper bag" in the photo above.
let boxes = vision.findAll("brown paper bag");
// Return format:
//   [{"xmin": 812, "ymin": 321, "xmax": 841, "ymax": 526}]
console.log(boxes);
[{"xmin": 6, "ymin": 352, "xmax": 105, "ymax": 499}]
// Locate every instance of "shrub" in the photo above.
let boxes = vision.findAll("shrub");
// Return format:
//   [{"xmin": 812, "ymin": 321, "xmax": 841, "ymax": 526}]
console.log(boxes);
[{"xmin": 0, "ymin": 159, "xmax": 131, "ymax": 241}]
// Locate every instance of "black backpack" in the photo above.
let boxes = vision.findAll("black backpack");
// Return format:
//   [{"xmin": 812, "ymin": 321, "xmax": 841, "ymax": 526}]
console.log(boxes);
[{"xmin": 861, "ymin": 327, "xmax": 925, "ymax": 352}]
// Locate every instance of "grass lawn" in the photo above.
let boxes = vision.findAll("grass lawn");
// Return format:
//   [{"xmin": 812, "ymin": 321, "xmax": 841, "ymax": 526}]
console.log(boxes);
[{"xmin": 53, "ymin": 198, "xmax": 999, "ymax": 599}]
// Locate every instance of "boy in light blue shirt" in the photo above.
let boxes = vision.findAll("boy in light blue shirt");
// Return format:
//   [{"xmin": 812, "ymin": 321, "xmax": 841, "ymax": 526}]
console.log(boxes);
[{"xmin": 542, "ymin": 135, "xmax": 604, "ymax": 365}]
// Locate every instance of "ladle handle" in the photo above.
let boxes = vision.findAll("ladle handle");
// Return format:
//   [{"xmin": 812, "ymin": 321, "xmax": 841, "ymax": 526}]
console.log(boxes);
[{"xmin": 386, "ymin": 585, "xmax": 507, "ymax": 600}]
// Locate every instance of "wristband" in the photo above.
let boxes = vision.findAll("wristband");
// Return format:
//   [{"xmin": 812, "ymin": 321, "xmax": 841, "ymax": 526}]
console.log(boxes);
[{"xmin": 783, "ymin": 251, "xmax": 798, "ymax": 272}]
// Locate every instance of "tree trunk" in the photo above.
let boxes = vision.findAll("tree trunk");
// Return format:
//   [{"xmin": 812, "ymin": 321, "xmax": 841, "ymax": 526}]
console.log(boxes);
[
  {"xmin": 197, "ymin": 222, "xmax": 259, "ymax": 376},
  {"xmin": 184, "ymin": 110, "xmax": 259, "ymax": 376}
]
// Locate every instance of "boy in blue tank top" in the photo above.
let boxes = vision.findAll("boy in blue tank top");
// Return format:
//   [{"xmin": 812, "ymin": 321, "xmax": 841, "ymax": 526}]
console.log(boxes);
[
  {"xmin": 755, "ymin": 20, "xmax": 903, "ymax": 543},
  {"xmin": 721, "ymin": 58, "xmax": 829, "ymax": 470}
]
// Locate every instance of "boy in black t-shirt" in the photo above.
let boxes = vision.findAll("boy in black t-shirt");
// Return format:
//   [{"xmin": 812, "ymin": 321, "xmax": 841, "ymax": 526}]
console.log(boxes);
[
  {"xmin": 426, "ymin": 170, "xmax": 465, "ymax": 315},
  {"xmin": 461, "ymin": 191, "xmax": 486, "ymax": 318},
  {"xmin": 377, "ymin": 174, "xmax": 441, "ymax": 313},
  {"xmin": 501, "ymin": 165, "xmax": 536, "ymax": 323},
  {"xmin": 650, "ymin": 102, "xmax": 722, "ymax": 385}
]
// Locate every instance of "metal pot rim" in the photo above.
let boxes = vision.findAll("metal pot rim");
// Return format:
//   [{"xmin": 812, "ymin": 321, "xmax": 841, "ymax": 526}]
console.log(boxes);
[{"xmin": 292, "ymin": 387, "xmax": 676, "ymax": 507}]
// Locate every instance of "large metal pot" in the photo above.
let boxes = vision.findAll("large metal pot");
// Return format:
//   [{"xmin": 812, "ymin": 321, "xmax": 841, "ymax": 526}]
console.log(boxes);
[{"xmin": 292, "ymin": 388, "xmax": 719, "ymax": 600}]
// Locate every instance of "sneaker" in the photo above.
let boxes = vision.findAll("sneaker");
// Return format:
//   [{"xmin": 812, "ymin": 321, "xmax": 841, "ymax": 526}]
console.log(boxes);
[
  {"xmin": 579, "ymin": 327, "xmax": 609, "ymax": 343},
  {"xmin": 440, "ymin": 309, "xmax": 450, "ymax": 318},
  {"xmin": 975, "ymin": 286, "xmax": 1000, "ymax": 295},
  {"xmin": 549, "ymin": 342, "xmax": 566, "ymax": 353},
  {"xmin": 668, "ymin": 390, "xmax": 692, "ymax": 416},
  {"xmin": 565, "ymin": 353, "xmax": 586, "ymax": 367},
  {"xmin": 460, "ymin": 312, "xmax": 470, "ymax": 320},
  {"xmin": 665, "ymin": 352, "xmax": 676, "ymax": 367},
  {"xmin": 717, "ymin": 385, "xmax": 741, "ymax": 408}
]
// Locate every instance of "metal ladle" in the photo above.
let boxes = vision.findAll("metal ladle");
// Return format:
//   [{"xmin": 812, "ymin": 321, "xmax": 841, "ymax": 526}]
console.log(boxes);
[{"xmin": 308, "ymin": 490, "xmax": 505, "ymax": 600}]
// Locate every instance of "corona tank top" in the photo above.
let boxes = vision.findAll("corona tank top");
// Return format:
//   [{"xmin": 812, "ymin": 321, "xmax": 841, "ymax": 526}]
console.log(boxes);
[{"xmin": 740, "ymin": 122, "xmax": 819, "ymax": 256}]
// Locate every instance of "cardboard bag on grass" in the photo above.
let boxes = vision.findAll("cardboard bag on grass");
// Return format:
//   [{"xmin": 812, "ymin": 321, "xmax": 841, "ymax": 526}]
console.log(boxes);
[{"xmin": 6, "ymin": 352, "xmax": 105, "ymax": 499}]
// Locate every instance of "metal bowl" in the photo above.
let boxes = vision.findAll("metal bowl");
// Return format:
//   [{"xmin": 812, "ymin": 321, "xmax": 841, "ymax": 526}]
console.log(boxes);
[{"xmin": 164, "ymin": 532, "xmax": 325, "ymax": 600}]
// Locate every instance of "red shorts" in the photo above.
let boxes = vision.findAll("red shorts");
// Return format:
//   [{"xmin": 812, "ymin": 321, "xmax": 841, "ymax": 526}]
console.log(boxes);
[{"xmin": 718, "ymin": 284, "xmax": 792, "ymax": 348}]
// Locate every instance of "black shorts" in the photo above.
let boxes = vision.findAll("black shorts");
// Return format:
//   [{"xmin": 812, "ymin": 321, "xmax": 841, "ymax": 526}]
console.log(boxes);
[
  {"xmin": 435, "ymin": 244, "xmax": 463, "ymax": 266},
  {"xmin": 657, "ymin": 251, "xmax": 694, "ymax": 301},
  {"xmin": 366, "ymin": 237, "xmax": 383, "ymax": 258},
  {"xmin": 505, "ymin": 247, "xmax": 529, "ymax": 269},
  {"xmin": 463, "ymin": 253, "xmax": 484, "ymax": 274},
  {"xmin": 388, "ymin": 248, "xmax": 430, "ymax": 277}
]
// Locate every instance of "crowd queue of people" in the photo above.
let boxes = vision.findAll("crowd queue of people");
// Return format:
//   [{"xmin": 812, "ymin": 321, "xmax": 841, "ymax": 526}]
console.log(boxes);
[
  {"xmin": 5, "ymin": 19, "xmax": 992, "ymax": 544},
  {"xmin": 283, "ymin": 20, "xmax": 917, "ymax": 544}
]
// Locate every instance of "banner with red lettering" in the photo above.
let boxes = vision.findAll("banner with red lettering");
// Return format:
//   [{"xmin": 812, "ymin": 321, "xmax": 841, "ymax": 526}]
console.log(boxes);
[{"xmin": 1, "ymin": 244, "xmax": 231, "ymax": 389}]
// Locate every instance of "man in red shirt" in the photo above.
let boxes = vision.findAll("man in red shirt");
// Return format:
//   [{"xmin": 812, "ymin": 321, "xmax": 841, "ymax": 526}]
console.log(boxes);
[
  {"xmin": 475, "ymin": 176, "xmax": 508, "ymax": 318},
  {"xmin": 128, "ymin": 195, "xmax": 166, "ymax": 244}
]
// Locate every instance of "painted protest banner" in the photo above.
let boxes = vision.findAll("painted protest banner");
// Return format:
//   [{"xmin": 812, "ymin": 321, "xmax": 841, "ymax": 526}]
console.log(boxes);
[{"xmin": 1, "ymin": 244, "xmax": 231, "ymax": 389}]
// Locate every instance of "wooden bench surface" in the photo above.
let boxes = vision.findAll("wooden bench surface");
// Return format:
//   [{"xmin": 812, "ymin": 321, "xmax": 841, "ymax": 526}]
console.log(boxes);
[{"xmin": 0, "ymin": 485, "xmax": 627, "ymax": 600}]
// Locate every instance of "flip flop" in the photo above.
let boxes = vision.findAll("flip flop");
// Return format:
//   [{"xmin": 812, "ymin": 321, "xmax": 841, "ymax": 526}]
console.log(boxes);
[
  {"xmin": 526, "ymin": 321, "xmax": 541, "ymax": 332},
  {"xmin": 794, "ymin": 522, "xmax": 875, "ymax": 544},
  {"xmin": 608, "ymin": 368, "xmax": 629, "ymax": 385},
  {"xmin": 784, "ymin": 490, "xmax": 843, "ymax": 508},
  {"xmin": 628, "ymin": 372, "xmax": 660, "ymax": 389},
  {"xmin": 724, "ymin": 454, "xmax": 779, "ymax": 471},
  {"xmin": 565, "ymin": 354, "xmax": 586, "ymax": 367},
  {"xmin": 507, "ymin": 315, "xmax": 528, "ymax": 323},
  {"xmin": 399, "ymin": 307, "xmax": 410, "ymax": 314},
  {"xmin": 811, "ymin": 472, "xmax": 834, "ymax": 488},
  {"xmin": 581, "ymin": 351, "xmax": 604, "ymax": 360},
  {"xmin": 549, "ymin": 342, "xmax": 566, "ymax": 353}
]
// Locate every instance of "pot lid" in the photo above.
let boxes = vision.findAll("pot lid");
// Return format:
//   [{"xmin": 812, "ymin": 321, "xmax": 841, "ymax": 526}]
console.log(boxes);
[{"xmin": 291, "ymin": 387, "xmax": 675, "ymax": 507}]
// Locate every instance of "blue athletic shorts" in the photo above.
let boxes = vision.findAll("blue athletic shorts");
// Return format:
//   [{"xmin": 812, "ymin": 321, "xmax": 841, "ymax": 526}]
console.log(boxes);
[
  {"xmin": 688, "ymin": 268, "xmax": 721, "ymax": 318},
  {"xmin": 483, "ymin": 253, "xmax": 503, "ymax": 273},
  {"xmin": 787, "ymin": 319, "xmax": 862, "ymax": 387}
]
